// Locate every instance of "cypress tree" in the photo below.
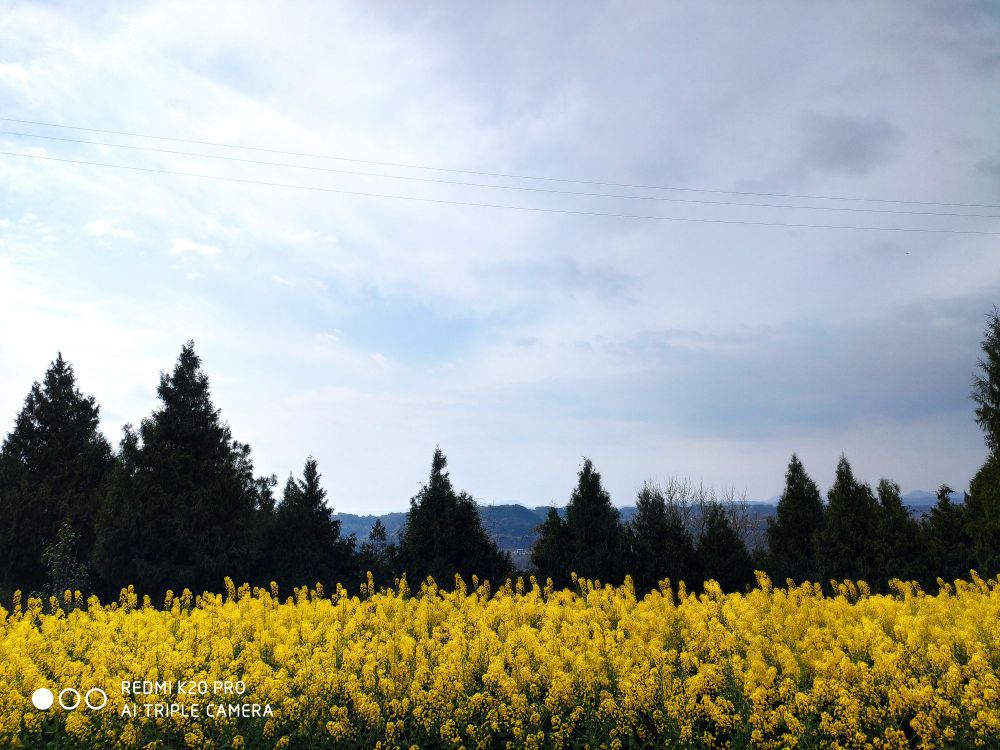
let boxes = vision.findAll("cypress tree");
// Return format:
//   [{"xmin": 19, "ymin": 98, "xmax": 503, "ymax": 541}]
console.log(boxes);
[
  {"xmin": 358, "ymin": 518, "xmax": 397, "ymax": 585},
  {"xmin": 967, "ymin": 307, "xmax": 1000, "ymax": 576},
  {"xmin": 561, "ymin": 458, "xmax": 625, "ymax": 583},
  {"xmin": 697, "ymin": 502, "xmax": 754, "ymax": 592},
  {"xmin": 815, "ymin": 455, "xmax": 879, "ymax": 584},
  {"xmin": 626, "ymin": 482, "xmax": 698, "ymax": 592},
  {"xmin": 270, "ymin": 457, "xmax": 355, "ymax": 590},
  {"xmin": 531, "ymin": 508, "xmax": 570, "ymax": 587},
  {"xmin": 765, "ymin": 454, "xmax": 824, "ymax": 584},
  {"xmin": 0, "ymin": 354, "xmax": 111, "ymax": 598},
  {"xmin": 874, "ymin": 478, "xmax": 921, "ymax": 583},
  {"xmin": 921, "ymin": 484, "xmax": 972, "ymax": 585},
  {"xmin": 397, "ymin": 447, "xmax": 511, "ymax": 585},
  {"xmin": 93, "ymin": 342, "xmax": 267, "ymax": 596}
]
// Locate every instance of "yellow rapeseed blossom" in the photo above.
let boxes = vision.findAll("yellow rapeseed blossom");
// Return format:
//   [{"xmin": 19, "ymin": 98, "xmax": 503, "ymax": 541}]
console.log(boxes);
[{"xmin": 0, "ymin": 573, "xmax": 998, "ymax": 748}]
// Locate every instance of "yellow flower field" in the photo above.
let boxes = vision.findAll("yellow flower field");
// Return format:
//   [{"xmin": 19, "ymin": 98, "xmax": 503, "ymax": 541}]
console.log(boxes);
[{"xmin": 1, "ymin": 572, "xmax": 999, "ymax": 749}]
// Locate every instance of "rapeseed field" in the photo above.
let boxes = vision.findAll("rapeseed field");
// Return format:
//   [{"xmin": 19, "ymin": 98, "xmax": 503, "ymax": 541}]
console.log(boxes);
[{"xmin": 1, "ymin": 572, "xmax": 998, "ymax": 749}]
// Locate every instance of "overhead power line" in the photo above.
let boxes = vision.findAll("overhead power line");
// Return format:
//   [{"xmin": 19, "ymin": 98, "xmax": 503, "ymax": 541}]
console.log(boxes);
[
  {"xmin": 3, "ymin": 116, "xmax": 997, "ymax": 210},
  {"xmin": 3, "ymin": 149, "xmax": 998, "ymax": 235},
  {"xmin": 2, "ymin": 129, "xmax": 997, "ymax": 219}
]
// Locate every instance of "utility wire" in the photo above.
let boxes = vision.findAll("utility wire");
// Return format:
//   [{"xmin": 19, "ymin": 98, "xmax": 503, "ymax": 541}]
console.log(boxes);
[
  {"xmin": 3, "ymin": 116, "xmax": 998, "ymax": 210},
  {"xmin": 3, "ymin": 129, "xmax": 997, "ymax": 219},
  {"xmin": 3, "ymin": 149, "xmax": 998, "ymax": 235}
]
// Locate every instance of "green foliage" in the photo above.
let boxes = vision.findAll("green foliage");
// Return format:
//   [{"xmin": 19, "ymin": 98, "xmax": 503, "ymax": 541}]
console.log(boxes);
[
  {"xmin": 398, "ymin": 447, "xmax": 512, "ymax": 585},
  {"xmin": 92, "ymin": 342, "xmax": 268, "ymax": 596},
  {"xmin": 816, "ymin": 455, "xmax": 880, "ymax": 584},
  {"xmin": 0, "ymin": 354, "xmax": 111, "ymax": 599},
  {"xmin": 357, "ymin": 518, "xmax": 397, "ymax": 586},
  {"xmin": 873, "ymin": 478, "xmax": 922, "ymax": 582},
  {"xmin": 766, "ymin": 454, "xmax": 824, "ymax": 583},
  {"xmin": 966, "ymin": 455, "xmax": 1000, "ymax": 576},
  {"xmin": 697, "ymin": 502, "xmax": 754, "ymax": 592},
  {"xmin": 269, "ymin": 457, "xmax": 356, "ymax": 590},
  {"xmin": 921, "ymin": 484, "xmax": 972, "ymax": 583},
  {"xmin": 531, "ymin": 508, "xmax": 571, "ymax": 587},
  {"xmin": 535, "ymin": 458, "xmax": 625, "ymax": 585},
  {"xmin": 972, "ymin": 306, "xmax": 1000, "ymax": 455},
  {"xmin": 40, "ymin": 521, "xmax": 92, "ymax": 600},
  {"xmin": 626, "ymin": 481, "xmax": 698, "ymax": 592}
]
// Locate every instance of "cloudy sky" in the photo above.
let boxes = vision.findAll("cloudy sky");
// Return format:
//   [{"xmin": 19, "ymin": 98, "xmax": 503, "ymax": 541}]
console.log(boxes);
[{"xmin": 1, "ymin": 2, "xmax": 998, "ymax": 513}]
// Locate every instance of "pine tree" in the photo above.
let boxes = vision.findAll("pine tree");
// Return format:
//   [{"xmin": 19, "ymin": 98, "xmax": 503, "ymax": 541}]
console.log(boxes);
[
  {"xmin": 357, "ymin": 518, "xmax": 397, "ymax": 586},
  {"xmin": 972, "ymin": 306, "xmax": 1000, "ymax": 455},
  {"xmin": 815, "ymin": 455, "xmax": 879, "ymax": 584},
  {"xmin": 697, "ymin": 502, "xmax": 754, "ymax": 592},
  {"xmin": 765, "ymin": 454, "xmax": 824, "ymax": 584},
  {"xmin": 966, "ymin": 307, "xmax": 1000, "ymax": 576},
  {"xmin": 0, "ymin": 354, "xmax": 112, "ymax": 598},
  {"xmin": 397, "ymin": 447, "xmax": 511, "ymax": 585},
  {"xmin": 530, "ymin": 508, "xmax": 570, "ymax": 587},
  {"xmin": 921, "ymin": 484, "xmax": 971, "ymax": 585},
  {"xmin": 543, "ymin": 458, "xmax": 625, "ymax": 584},
  {"xmin": 93, "ymin": 342, "xmax": 268, "ymax": 596},
  {"xmin": 874, "ymin": 478, "xmax": 921, "ymax": 583},
  {"xmin": 270, "ymin": 457, "xmax": 355, "ymax": 590},
  {"xmin": 626, "ymin": 482, "xmax": 698, "ymax": 592}
]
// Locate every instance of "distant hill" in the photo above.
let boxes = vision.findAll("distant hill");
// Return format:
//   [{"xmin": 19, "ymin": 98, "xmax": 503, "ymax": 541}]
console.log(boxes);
[{"xmin": 332, "ymin": 491, "xmax": 963, "ymax": 567}]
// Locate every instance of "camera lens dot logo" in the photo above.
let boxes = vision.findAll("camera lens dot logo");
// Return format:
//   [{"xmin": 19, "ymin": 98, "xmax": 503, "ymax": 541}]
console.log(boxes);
[
  {"xmin": 59, "ymin": 688, "xmax": 81, "ymax": 711},
  {"xmin": 31, "ymin": 688, "xmax": 54, "ymax": 710},
  {"xmin": 85, "ymin": 688, "xmax": 108, "ymax": 711}
]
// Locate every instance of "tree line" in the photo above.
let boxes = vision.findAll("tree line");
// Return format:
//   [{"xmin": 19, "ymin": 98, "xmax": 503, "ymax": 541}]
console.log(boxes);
[{"xmin": 1, "ymin": 306, "xmax": 999, "ymax": 601}]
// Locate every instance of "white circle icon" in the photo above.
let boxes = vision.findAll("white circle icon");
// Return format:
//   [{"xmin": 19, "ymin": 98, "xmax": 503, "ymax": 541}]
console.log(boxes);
[
  {"xmin": 85, "ymin": 688, "xmax": 108, "ymax": 711},
  {"xmin": 31, "ymin": 688, "xmax": 54, "ymax": 710},
  {"xmin": 58, "ymin": 688, "xmax": 81, "ymax": 711}
]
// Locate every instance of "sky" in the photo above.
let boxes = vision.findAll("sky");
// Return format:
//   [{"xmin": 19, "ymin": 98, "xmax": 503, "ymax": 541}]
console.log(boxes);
[{"xmin": 1, "ymin": 1, "xmax": 999, "ymax": 513}]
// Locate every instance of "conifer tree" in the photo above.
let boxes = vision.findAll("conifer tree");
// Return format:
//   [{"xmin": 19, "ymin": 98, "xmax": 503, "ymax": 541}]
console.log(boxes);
[
  {"xmin": 530, "ymin": 508, "xmax": 570, "ymax": 586},
  {"xmin": 535, "ymin": 458, "xmax": 624, "ymax": 584},
  {"xmin": 270, "ymin": 457, "xmax": 355, "ymax": 590},
  {"xmin": 967, "ymin": 307, "xmax": 1000, "ymax": 576},
  {"xmin": 93, "ymin": 342, "xmax": 268, "ymax": 595},
  {"xmin": 697, "ymin": 502, "xmax": 754, "ymax": 592},
  {"xmin": 0, "ymin": 354, "xmax": 111, "ymax": 598},
  {"xmin": 921, "ymin": 484, "xmax": 971, "ymax": 585},
  {"xmin": 972, "ymin": 306, "xmax": 1000, "ymax": 455},
  {"xmin": 815, "ymin": 455, "xmax": 879, "ymax": 584},
  {"xmin": 765, "ymin": 454, "xmax": 824, "ymax": 583},
  {"xmin": 397, "ymin": 447, "xmax": 511, "ymax": 585},
  {"xmin": 626, "ymin": 482, "xmax": 698, "ymax": 592},
  {"xmin": 357, "ymin": 518, "xmax": 397, "ymax": 586},
  {"xmin": 874, "ymin": 478, "xmax": 921, "ymax": 583}
]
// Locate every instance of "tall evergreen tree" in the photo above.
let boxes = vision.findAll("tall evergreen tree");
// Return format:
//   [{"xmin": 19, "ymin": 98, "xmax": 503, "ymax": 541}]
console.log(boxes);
[
  {"xmin": 530, "ymin": 508, "xmax": 570, "ymax": 586},
  {"xmin": 93, "ymin": 342, "xmax": 268, "ymax": 595},
  {"xmin": 972, "ymin": 306, "xmax": 1000, "ymax": 455},
  {"xmin": 815, "ymin": 455, "xmax": 880, "ymax": 584},
  {"xmin": 270, "ymin": 457, "xmax": 355, "ymax": 591},
  {"xmin": 397, "ymin": 447, "xmax": 511, "ymax": 585},
  {"xmin": 697, "ymin": 502, "xmax": 754, "ymax": 592},
  {"xmin": 874, "ymin": 478, "xmax": 921, "ymax": 583},
  {"xmin": 534, "ymin": 458, "xmax": 624, "ymax": 585},
  {"xmin": 0, "ymin": 354, "xmax": 111, "ymax": 598},
  {"xmin": 765, "ymin": 454, "xmax": 824, "ymax": 584},
  {"xmin": 967, "ymin": 307, "xmax": 1000, "ymax": 576},
  {"xmin": 921, "ymin": 484, "xmax": 971, "ymax": 585},
  {"xmin": 626, "ymin": 482, "xmax": 698, "ymax": 592},
  {"xmin": 357, "ymin": 518, "xmax": 397, "ymax": 586}
]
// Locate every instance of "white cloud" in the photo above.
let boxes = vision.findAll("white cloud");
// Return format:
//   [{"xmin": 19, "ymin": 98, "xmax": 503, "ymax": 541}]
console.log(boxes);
[
  {"xmin": 83, "ymin": 219, "xmax": 137, "ymax": 240},
  {"xmin": 170, "ymin": 238, "xmax": 220, "ymax": 256},
  {"xmin": 271, "ymin": 274, "xmax": 295, "ymax": 287}
]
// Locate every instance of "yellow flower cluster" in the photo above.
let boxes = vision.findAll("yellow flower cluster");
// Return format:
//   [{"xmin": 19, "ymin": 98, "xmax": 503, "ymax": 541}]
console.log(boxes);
[{"xmin": 1, "ymin": 572, "xmax": 998, "ymax": 749}]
